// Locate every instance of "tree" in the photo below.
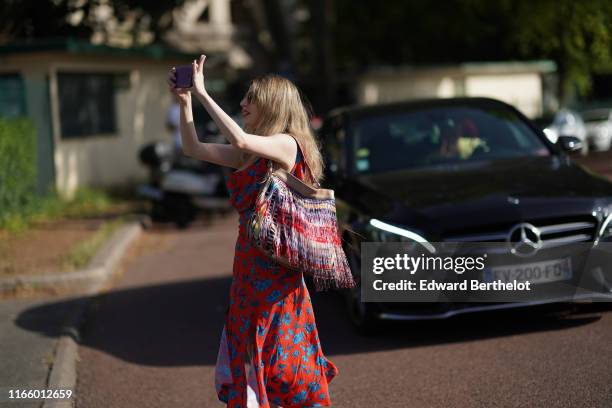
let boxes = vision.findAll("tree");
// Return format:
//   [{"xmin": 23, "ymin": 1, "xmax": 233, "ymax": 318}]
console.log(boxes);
[
  {"xmin": 510, "ymin": 0, "xmax": 612, "ymax": 103},
  {"xmin": 0, "ymin": 0, "xmax": 181, "ymax": 47},
  {"xmin": 330, "ymin": 0, "xmax": 612, "ymax": 103},
  {"xmin": 0, "ymin": 0, "xmax": 92, "ymax": 42}
]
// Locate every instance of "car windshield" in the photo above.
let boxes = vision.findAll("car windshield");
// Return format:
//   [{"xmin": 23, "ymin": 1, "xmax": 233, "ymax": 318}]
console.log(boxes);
[{"xmin": 351, "ymin": 105, "xmax": 550, "ymax": 174}]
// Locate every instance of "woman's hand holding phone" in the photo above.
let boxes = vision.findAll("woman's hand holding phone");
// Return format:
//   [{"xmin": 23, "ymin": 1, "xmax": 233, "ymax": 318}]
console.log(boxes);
[
  {"xmin": 167, "ymin": 54, "xmax": 207, "ymax": 104},
  {"xmin": 167, "ymin": 67, "xmax": 191, "ymax": 106}
]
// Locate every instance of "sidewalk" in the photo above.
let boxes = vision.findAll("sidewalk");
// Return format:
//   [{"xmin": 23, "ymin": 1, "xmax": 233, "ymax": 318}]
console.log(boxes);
[
  {"xmin": 0, "ymin": 218, "xmax": 143, "ymax": 408},
  {"xmin": 0, "ymin": 296, "xmax": 75, "ymax": 408}
]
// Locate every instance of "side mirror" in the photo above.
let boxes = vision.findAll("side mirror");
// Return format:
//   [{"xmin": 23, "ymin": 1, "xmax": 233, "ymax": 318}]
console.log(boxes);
[{"xmin": 557, "ymin": 135, "xmax": 583, "ymax": 153}]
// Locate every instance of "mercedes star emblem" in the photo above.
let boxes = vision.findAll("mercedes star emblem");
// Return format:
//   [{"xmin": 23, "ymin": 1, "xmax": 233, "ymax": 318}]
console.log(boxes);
[{"xmin": 507, "ymin": 222, "xmax": 542, "ymax": 257}]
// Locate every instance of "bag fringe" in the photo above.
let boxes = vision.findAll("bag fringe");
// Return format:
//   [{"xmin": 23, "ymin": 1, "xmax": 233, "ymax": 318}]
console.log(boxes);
[{"xmin": 247, "ymin": 172, "xmax": 357, "ymax": 292}]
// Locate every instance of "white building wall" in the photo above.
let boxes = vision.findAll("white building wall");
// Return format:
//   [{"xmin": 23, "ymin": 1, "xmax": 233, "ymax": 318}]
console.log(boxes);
[
  {"xmin": 465, "ymin": 73, "xmax": 543, "ymax": 118},
  {"xmin": 359, "ymin": 74, "xmax": 453, "ymax": 105},
  {"xmin": 356, "ymin": 64, "xmax": 550, "ymax": 119},
  {"xmin": 0, "ymin": 53, "xmax": 196, "ymax": 198},
  {"xmin": 49, "ymin": 60, "xmax": 177, "ymax": 198}
]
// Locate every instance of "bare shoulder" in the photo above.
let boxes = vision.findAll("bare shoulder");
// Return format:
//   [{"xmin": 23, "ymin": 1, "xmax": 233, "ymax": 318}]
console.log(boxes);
[
  {"xmin": 267, "ymin": 133, "xmax": 298, "ymax": 154},
  {"xmin": 269, "ymin": 133, "xmax": 298, "ymax": 170},
  {"xmin": 269, "ymin": 132, "xmax": 297, "ymax": 144}
]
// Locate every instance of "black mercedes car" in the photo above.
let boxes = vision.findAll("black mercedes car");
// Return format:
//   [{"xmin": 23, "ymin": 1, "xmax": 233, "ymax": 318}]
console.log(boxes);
[{"xmin": 319, "ymin": 97, "xmax": 612, "ymax": 332}]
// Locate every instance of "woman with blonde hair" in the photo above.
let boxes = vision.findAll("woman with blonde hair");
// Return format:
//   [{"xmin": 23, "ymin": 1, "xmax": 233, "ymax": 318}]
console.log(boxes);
[{"xmin": 168, "ymin": 55, "xmax": 338, "ymax": 408}]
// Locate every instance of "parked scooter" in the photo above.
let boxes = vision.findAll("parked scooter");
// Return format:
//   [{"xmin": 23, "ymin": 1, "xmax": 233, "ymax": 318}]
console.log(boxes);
[{"xmin": 137, "ymin": 126, "xmax": 232, "ymax": 228}]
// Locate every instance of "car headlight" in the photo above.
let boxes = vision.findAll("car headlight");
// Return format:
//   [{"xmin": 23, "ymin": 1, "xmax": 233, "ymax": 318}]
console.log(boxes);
[
  {"xmin": 368, "ymin": 218, "xmax": 436, "ymax": 253},
  {"xmin": 596, "ymin": 213, "xmax": 612, "ymax": 244}
]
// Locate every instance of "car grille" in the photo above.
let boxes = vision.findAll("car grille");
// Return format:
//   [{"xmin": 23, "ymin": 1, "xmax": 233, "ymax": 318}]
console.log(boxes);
[{"xmin": 444, "ymin": 216, "xmax": 597, "ymax": 248}]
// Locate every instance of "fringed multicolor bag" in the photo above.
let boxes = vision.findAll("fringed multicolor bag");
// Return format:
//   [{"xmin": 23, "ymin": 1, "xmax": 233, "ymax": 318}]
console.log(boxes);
[{"xmin": 247, "ymin": 142, "xmax": 357, "ymax": 292}]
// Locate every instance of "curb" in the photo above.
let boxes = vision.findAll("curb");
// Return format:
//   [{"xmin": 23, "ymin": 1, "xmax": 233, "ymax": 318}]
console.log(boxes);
[
  {"xmin": 33, "ymin": 214, "xmax": 147, "ymax": 408},
  {"xmin": 0, "ymin": 215, "xmax": 144, "ymax": 295}
]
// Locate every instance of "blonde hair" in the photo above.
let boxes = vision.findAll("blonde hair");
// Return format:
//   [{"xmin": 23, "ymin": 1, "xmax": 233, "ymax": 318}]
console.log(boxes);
[{"xmin": 241, "ymin": 74, "xmax": 324, "ymax": 184}]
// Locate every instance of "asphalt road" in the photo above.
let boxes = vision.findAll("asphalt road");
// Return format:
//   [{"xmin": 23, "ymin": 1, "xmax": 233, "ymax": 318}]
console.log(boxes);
[{"xmin": 71, "ymin": 210, "xmax": 612, "ymax": 408}]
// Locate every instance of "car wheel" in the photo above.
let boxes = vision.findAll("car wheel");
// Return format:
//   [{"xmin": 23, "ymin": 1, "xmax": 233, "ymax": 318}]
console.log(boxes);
[
  {"xmin": 343, "ymin": 247, "xmax": 381, "ymax": 335},
  {"xmin": 150, "ymin": 200, "xmax": 168, "ymax": 222},
  {"xmin": 164, "ymin": 193, "xmax": 196, "ymax": 229}
]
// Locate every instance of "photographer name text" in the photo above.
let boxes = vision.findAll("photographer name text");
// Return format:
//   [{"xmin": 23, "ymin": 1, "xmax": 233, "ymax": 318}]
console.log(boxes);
[{"xmin": 373, "ymin": 279, "xmax": 531, "ymax": 291}]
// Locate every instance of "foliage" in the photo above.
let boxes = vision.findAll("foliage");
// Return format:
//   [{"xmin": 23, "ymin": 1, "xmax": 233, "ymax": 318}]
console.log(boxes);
[
  {"xmin": 4, "ymin": 0, "xmax": 612, "ymax": 103},
  {"xmin": 332, "ymin": 0, "xmax": 612, "ymax": 101},
  {"xmin": 61, "ymin": 216, "xmax": 126, "ymax": 271},
  {"xmin": 0, "ymin": 0, "xmax": 91, "ymax": 42},
  {"xmin": 0, "ymin": 0, "xmax": 184, "ymax": 46},
  {"xmin": 0, "ymin": 118, "xmax": 37, "ymax": 230},
  {"xmin": 0, "ymin": 186, "xmax": 126, "ymax": 234},
  {"xmin": 510, "ymin": 0, "xmax": 612, "ymax": 100}
]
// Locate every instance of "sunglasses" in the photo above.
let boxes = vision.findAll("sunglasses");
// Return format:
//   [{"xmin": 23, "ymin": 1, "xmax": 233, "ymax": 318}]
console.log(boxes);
[{"xmin": 245, "ymin": 90, "xmax": 255, "ymax": 104}]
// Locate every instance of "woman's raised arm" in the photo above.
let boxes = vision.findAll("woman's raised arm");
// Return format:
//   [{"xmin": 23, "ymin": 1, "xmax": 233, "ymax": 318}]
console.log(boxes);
[
  {"xmin": 168, "ymin": 67, "xmax": 243, "ymax": 169},
  {"xmin": 189, "ymin": 56, "xmax": 297, "ymax": 171}
]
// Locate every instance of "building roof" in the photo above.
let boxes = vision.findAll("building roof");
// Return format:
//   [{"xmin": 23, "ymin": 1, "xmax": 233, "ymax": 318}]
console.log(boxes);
[{"xmin": 0, "ymin": 37, "xmax": 197, "ymax": 60}]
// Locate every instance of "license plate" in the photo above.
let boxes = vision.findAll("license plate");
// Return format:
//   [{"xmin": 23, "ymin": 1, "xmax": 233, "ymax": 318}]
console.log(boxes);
[{"xmin": 483, "ymin": 257, "xmax": 572, "ymax": 284}]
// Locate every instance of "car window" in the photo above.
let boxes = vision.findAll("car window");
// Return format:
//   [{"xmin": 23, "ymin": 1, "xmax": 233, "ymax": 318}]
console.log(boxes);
[{"xmin": 351, "ymin": 105, "xmax": 550, "ymax": 174}]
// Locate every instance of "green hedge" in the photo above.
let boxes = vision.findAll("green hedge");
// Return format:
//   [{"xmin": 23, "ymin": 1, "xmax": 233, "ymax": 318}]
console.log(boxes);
[{"xmin": 0, "ymin": 117, "xmax": 37, "ymax": 225}]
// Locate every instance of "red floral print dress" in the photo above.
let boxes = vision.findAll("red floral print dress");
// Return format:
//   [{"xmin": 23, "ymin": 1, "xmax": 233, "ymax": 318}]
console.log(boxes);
[{"xmin": 214, "ymin": 141, "xmax": 339, "ymax": 408}]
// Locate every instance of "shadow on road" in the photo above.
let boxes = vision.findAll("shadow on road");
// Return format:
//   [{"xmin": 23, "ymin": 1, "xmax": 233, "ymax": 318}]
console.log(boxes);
[
  {"xmin": 13, "ymin": 275, "xmax": 612, "ymax": 367},
  {"xmin": 312, "ymin": 290, "xmax": 612, "ymax": 355}
]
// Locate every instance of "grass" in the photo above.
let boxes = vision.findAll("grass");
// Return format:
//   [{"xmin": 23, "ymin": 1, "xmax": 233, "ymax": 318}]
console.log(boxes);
[
  {"xmin": 0, "ymin": 185, "xmax": 145, "ymax": 235},
  {"xmin": 0, "ymin": 186, "xmax": 144, "ymax": 285},
  {"xmin": 61, "ymin": 216, "xmax": 127, "ymax": 271}
]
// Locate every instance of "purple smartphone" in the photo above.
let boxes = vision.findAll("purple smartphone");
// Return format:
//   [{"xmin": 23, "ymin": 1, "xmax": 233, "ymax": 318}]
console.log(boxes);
[{"xmin": 174, "ymin": 65, "xmax": 193, "ymax": 88}]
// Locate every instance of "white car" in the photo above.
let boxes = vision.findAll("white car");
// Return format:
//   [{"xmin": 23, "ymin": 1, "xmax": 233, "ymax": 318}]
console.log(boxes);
[{"xmin": 582, "ymin": 108, "xmax": 612, "ymax": 151}]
